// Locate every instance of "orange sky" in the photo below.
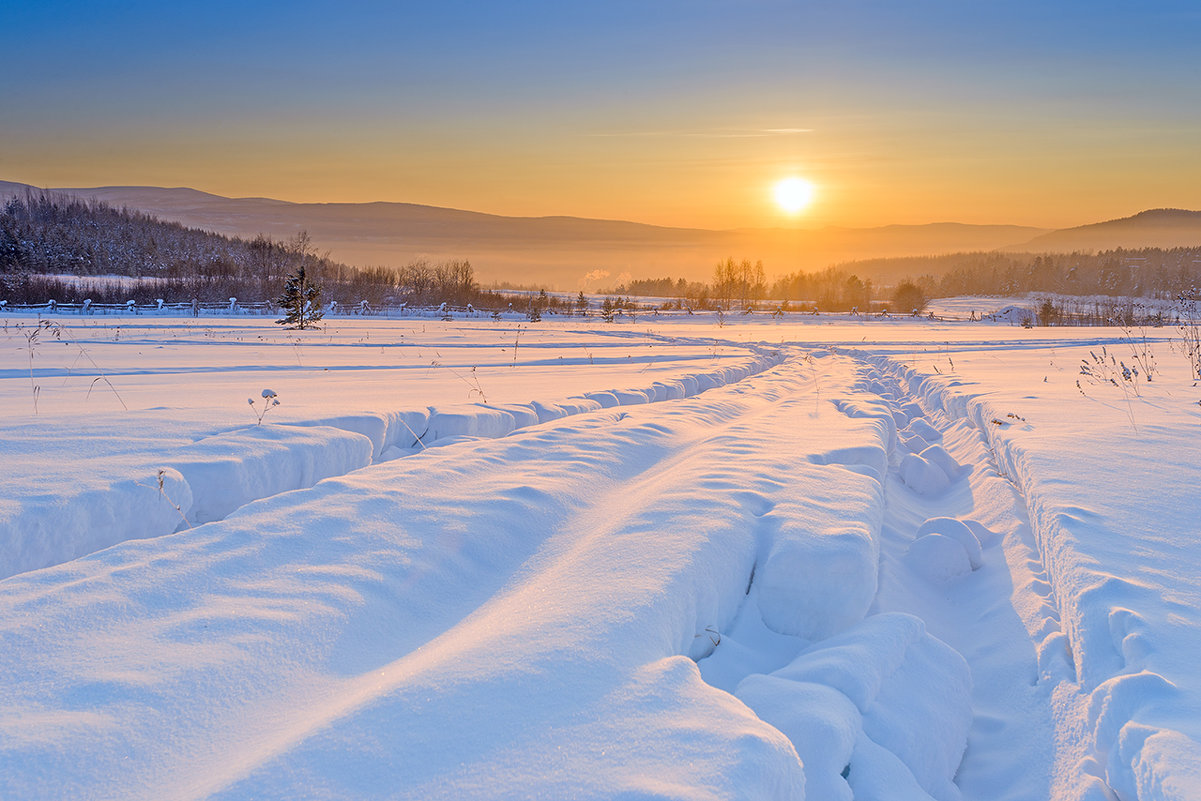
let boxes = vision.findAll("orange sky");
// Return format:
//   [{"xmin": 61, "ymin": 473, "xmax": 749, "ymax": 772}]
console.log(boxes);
[{"xmin": 4, "ymin": 2, "xmax": 1201, "ymax": 231}]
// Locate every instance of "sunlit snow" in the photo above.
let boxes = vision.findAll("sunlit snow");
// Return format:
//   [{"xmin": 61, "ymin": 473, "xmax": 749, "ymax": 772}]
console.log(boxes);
[{"xmin": 2, "ymin": 310, "xmax": 1199, "ymax": 800}]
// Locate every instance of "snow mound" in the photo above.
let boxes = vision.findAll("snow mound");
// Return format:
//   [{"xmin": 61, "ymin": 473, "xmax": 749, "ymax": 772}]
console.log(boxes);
[
  {"xmin": 916, "ymin": 517, "xmax": 983, "ymax": 570},
  {"xmin": 480, "ymin": 402, "xmax": 540, "ymax": 429},
  {"xmin": 905, "ymin": 533, "xmax": 972, "ymax": 582},
  {"xmin": 424, "ymin": 405, "xmax": 517, "ymax": 441},
  {"xmin": 538, "ymin": 398, "xmax": 602, "ymax": 419},
  {"xmin": 773, "ymin": 613, "xmax": 972, "ymax": 801},
  {"xmin": 758, "ymin": 525, "xmax": 880, "ymax": 640},
  {"xmin": 919, "ymin": 444, "xmax": 963, "ymax": 480},
  {"xmin": 0, "ymin": 469, "xmax": 193, "ymax": 580},
  {"xmin": 582, "ymin": 390, "xmax": 620, "ymax": 408},
  {"xmin": 297, "ymin": 409, "xmax": 431, "ymax": 457},
  {"xmin": 610, "ymin": 388, "xmax": 650, "ymax": 405},
  {"xmin": 808, "ymin": 444, "xmax": 888, "ymax": 482},
  {"xmin": 737, "ymin": 675, "xmax": 860, "ymax": 801},
  {"xmin": 832, "ymin": 397, "xmax": 898, "ymax": 451},
  {"xmin": 652, "ymin": 380, "xmax": 686, "ymax": 401},
  {"xmin": 899, "ymin": 452, "xmax": 952, "ymax": 495},
  {"xmin": 905, "ymin": 417, "xmax": 942, "ymax": 443}
]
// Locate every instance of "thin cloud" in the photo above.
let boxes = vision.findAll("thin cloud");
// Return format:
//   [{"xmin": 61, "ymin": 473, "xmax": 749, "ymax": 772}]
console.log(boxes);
[{"xmin": 587, "ymin": 127, "xmax": 812, "ymax": 139}]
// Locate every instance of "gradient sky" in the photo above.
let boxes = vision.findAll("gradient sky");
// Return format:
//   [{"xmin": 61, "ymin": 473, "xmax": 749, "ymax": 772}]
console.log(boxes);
[{"xmin": 5, "ymin": 1, "xmax": 1201, "ymax": 230}]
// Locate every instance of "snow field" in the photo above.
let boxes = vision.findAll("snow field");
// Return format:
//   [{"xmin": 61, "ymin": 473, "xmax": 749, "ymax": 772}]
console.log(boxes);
[{"xmin": 4, "ymin": 312, "xmax": 1201, "ymax": 800}]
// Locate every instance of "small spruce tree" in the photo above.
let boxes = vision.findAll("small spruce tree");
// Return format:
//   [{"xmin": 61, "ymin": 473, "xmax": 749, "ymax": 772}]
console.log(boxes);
[{"xmin": 276, "ymin": 266, "xmax": 324, "ymax": 329}]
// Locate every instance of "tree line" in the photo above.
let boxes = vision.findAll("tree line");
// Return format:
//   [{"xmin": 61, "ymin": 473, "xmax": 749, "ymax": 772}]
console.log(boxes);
[
  {"xmin": 606, "ymin": 248, "xmax": 1201, "ymax": 313},
  {"xmin": 0, "ymin": 191, "xmax": 502, "ymax": 307},
  {"xmin": 830, "ymin": 249, "xmax": 1201, "ymax": 301},
  {"xmin": 607, "ymin": 260, "xmax": 916, "ymax": 312}
]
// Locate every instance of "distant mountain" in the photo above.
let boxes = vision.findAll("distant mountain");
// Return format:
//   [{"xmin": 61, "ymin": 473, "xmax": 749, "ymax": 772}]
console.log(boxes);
[
  {"xmin": 1007, "ymin": 209, "xmax": 1201, "ymax": 253},
  {"xmin": 1, "ymin": 179, "xmax": 1050, "ymax": 286}
]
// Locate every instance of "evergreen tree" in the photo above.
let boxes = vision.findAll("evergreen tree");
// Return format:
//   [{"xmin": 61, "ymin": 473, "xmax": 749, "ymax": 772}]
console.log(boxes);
[
  {"xmin": 276, "ymin": 265, "xmax": 324, "ymax": 329},
  {"xmin": 526, "ymin": 299, "xmax": 542, "ymax": 322}
]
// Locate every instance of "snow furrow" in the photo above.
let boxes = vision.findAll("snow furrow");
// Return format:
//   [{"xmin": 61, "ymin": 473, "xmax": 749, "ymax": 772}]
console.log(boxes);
[
  {"xmin": 853, "ymin": 358, "xmax": 1073, "ymax": 800},
  {"xmin": 697, "ymin": 351, "xmax": 975, "ymax": 801},
  {"xmin": 0, "ymin": 349, "xmax": 782, "ymax": 581},
  {"xmin": 865, "ymin": 352, "xmax": 1201, "ymax": 801}
]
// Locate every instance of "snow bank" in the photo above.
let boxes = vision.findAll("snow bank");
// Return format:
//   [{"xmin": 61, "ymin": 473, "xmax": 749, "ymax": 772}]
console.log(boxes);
[
  {"xmin": 0, "ymin": 469, "xmax": 192, "ymax": 580},
  {"xmin": 169, "ymin": 425, "xmax": 374, "ymax": 525}
]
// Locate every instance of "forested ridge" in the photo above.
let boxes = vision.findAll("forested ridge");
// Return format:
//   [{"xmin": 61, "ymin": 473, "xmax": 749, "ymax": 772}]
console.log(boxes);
[{"xmin": 0, "ymin": 191, "xmax": 490, "ymax": 307}]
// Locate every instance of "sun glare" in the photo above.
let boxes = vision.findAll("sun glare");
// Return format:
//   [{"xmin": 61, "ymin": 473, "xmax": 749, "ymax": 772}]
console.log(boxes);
[{"xmin": 774, "ymin": 177, "xmax": 816, "ymax": 215}]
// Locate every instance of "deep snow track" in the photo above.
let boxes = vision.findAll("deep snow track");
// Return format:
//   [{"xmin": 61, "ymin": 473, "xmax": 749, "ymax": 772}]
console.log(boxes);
[
  {"xmin": 858, "ymin": 352, "xmax": 1201, "ymax": 801},
  {"xmin": 698, "ymin": 353, "xmax": 1055, "ymax": 801},
  {"xmin": 0, "ymin": 338, "xmax": 780, "ymax": 580},
  {"xmin": 1, "ymin": 352, "xmax": 896, "ymax": 800},
  {"xmin": 854, "ymin": 359, "xmax": 1066, "ymax": 801}
]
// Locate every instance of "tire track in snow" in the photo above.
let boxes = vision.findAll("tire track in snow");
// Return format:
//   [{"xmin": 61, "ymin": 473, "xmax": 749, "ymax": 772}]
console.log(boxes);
[
  {"xmin": 861, "ymin": 352, "xmax": 1200, "ymax": 801},
  {"xmin": 1, "ymin": 344, "xmax": 783, "ymax": 581},
  {"xmin": 693, "ymin": 345, "xmax": 1095, "ymax": 801},
  {"xmin": 854, "ymin": 356, "xmax": 1083, "ymax": 801},
  {"xmin": 695, "ymin": 349, "xmax": 981, "ymax": 801},
  {"xmin": 0, "ymin": 351, "xmax": 872, "ymax": 800}
]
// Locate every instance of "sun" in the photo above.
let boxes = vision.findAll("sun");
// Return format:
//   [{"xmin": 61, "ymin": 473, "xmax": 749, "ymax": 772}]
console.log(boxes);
[{"xmin": 773, "ymin": 177, "xmax": 816, "ymax": 215}]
